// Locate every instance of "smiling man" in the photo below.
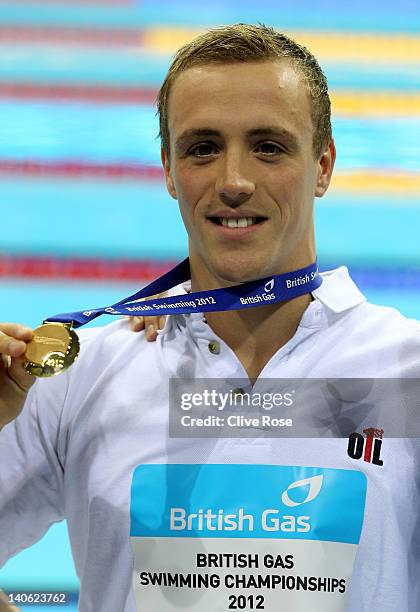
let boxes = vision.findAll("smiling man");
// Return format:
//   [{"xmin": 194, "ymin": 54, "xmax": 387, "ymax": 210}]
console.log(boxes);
[
  {"xmin": 166, "ymin": 61, "xmax": 332, "ymax": 287},
  {"xmin": 0, "ymin": 23, "xmax": 419, "ymax": 612},
  {"xmin": 159, "ymin": 37, "xmax": 335, "ymax": 381}
]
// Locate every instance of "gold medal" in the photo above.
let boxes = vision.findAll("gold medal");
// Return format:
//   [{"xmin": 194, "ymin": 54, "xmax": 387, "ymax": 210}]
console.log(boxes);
[{"xmin": 23, "ymin": 322, "xmax": 80, "ymax": 378}]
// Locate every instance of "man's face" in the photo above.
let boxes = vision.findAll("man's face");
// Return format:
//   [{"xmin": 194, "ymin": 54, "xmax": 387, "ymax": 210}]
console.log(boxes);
[{"xmin": 162, "ymin": 59, "xmax": 335, "ymax": 287}]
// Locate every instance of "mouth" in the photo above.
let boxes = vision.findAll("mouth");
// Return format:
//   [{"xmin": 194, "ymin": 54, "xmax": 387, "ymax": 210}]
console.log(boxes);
[{"xmin": 207, "ymin": 216, "xmax": 267, "ymax": 229}]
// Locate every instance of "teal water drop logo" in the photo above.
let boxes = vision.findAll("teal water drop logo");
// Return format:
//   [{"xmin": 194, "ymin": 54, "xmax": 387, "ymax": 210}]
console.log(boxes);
[{"xmin": 281, "ymin": 474, "xmax": 324, "ymax": 507}]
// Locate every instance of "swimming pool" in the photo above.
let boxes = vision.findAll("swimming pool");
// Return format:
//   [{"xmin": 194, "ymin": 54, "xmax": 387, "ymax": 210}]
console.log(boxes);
[{"xmin": 1, "ymin": 0, "xmax": 419, "ymax": 606}]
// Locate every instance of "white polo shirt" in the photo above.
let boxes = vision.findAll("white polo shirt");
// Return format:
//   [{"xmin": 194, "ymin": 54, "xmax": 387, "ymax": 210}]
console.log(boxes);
[{"xmin": 0, "ymin": 267, "xmax": 419, "ymax": 612}]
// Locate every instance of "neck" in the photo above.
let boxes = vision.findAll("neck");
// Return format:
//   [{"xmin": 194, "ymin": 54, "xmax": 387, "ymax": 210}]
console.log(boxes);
[
  {"xmin": 191, "ymin": 271, "xmax": 313, "ymax": 383},
  {"xmin": 189, "ymin": 243, "xmax": 317, "ymax": 382}
]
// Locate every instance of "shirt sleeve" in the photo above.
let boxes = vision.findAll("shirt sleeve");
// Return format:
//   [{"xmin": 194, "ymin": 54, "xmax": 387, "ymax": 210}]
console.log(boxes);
[{"xmin": 0, "ymin": 374, "xmax": 69, "ymax": 567}]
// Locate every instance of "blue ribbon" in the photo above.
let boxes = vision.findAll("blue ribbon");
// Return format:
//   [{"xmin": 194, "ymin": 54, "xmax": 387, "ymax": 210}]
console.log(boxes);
[{"xmin": 46, "ymin": 259, "xmax": 322, "ymax": 329}]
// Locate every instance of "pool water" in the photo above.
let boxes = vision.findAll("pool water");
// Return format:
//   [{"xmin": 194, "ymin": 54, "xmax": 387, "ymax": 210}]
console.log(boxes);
[{"xmin": 1, "ymin": 0, "xmax": 419, "ymax": 607}]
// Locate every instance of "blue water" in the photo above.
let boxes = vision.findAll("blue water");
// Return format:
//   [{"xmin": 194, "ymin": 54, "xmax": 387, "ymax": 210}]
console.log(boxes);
[
  {"xmin": 0, "ymin": 0, "xmax": 419, "ymax": 31},
  {"xmin": 0, "ymin": 178, "xmax": 188, "ymax": 259},
  {"xmin": 2, "ymin": 101, "xmax": 420, "ymax": 172},
  {"xmin": 0, "ymin": 102, "xmax": 161, "ymax": 164},
  {"xmin": 1, "ymin": 176, "xmax": 419, "ymax": 265},
  {"xmin": 1, "ymin": 46, "xmax": 420, "ymax": 91},
  {"xmin": 1, "ymin": 0, "xmax": 420, "ymax": 605},
  {"xmin": 0, "ymin": 45, "xmax": 170, "ymax": 87}
]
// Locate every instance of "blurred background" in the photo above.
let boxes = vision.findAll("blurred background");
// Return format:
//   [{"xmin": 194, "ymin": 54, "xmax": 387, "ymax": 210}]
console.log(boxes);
[{"xmin": 0, "ymin": 0, "xmax": 419, "ymax": 608}]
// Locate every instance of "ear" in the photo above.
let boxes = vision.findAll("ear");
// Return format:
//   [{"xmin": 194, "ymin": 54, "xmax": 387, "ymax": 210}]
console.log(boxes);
[
  {"xmin": 315, "ymin": 139, "xmax": 336, "ymax": 198},
  {"xmin": 161, "ymin": 146, "xmax": 178, "ymax": 200}
]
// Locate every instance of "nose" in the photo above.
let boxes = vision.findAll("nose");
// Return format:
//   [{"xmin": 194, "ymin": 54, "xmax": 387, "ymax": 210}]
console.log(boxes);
[{"xmin": 216, "ymin": 149, "xmax": 255, "ymax": 207}]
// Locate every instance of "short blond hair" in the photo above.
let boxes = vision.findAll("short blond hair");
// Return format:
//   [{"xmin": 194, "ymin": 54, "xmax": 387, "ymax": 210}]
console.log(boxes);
[{"xmin": 157, "ymin": 23, "xmax": 332, "ymax": 159}]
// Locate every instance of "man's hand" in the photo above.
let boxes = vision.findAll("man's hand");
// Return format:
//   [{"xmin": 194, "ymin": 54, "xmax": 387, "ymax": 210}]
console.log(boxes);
[
  {"xmin": 0, "ymin": 323, "xmax": 35, "ymax": 431},
  {"xmin": 0, "ymin": 590, "xmax": 20, "ymax": 611},
  {"xmin": 127, "ymin": 292, "xmax": 168, "ymax": 341},
  {"xmin": 128, "ymin": 314, "xmax": 166, "ymax": 341}
]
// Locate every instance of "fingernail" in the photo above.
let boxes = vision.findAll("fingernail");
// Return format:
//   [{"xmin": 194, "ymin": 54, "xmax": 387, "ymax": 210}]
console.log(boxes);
[
  {"xmin": 158, "ymin": 316, "xmax": 166, "ymax": 330},
  {"xmin": 146, "ymin": 325, "xmax": 155, "ymax": 335}
]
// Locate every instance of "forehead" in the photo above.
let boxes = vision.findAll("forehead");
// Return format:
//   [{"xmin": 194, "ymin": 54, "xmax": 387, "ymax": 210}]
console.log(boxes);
[{"xmin": 167, "ymin": 60, "xmax": 313, "ymax": 140}]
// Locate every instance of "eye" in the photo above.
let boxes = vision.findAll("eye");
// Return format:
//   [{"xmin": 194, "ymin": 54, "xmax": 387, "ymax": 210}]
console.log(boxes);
[
  {"xmin": 189, "ymin": 143, "xmax": 218, "ymax": 157},
  {"xmin": 255, "ymin": 141, "xmax": 283, "ymax": 156}
]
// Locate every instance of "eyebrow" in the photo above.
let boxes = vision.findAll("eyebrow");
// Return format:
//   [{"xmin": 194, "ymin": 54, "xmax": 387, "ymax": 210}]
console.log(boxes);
[
  {"xmin": 175, "ymin": 129, "xmax": 221, "ymax": 151},
  {"xmin": 175, "ymin": 127, "xmax": 299, "ymax": 151}
]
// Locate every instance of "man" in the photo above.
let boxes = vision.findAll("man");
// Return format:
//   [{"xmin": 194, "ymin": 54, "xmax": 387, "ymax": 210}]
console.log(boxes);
[{"xmin": 0, "ymin": 24, "xmax": 419, "ymax": 612}]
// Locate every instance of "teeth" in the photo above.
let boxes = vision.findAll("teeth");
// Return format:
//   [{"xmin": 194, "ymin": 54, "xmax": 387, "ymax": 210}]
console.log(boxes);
[{"xmin": 219, "ymin": 217, "xmax": 257, "ymax": 228}]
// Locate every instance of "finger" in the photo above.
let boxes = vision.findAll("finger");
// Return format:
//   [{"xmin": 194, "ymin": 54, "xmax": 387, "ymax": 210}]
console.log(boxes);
[
  {"xmin": 0, "ymin": 331, "xmax": 28, "ymax": 358},
  {"xmin": 0, "ymin": 324, "xmax": 33, "ymax": 358},
  {"xmin": 1, "ymin": 353, "xmax": 11, "ymax": 369},
  {"xmin": 6, "ymin": 354, "xmax": 36, "ymax": 391},
  {"xmin": 144, "ymin": 316, "xmax": 161, "ymax": 329},
  {"xmin": 0, "ymin": 323, "xmax": 33, "ymax": 342},
  {"xmin": 144, "ymin": 315, "xmax": 166, "ymax": 340},
  {"xmin": 129, "ymin": 316, "xmax": 144, "ymax": 332},
  {"xmin": 145, "ymin": 324, "xmax": 158, "ymax": 342},
  {"xmin": 0, "ymin": 330, "xmax": 36, "ymax": 387}
]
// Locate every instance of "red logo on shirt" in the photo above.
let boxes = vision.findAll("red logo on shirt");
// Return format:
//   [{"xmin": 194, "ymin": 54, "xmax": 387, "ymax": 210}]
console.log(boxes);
[{"xmin": 347, "ymin": 427, "xmax": 384, "ymax": 466}]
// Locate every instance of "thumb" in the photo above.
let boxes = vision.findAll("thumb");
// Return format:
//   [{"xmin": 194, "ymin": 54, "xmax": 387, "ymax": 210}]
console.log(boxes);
[{"xmin": 7, "ymin": 355, "xmax": 36, "ymax": 392}]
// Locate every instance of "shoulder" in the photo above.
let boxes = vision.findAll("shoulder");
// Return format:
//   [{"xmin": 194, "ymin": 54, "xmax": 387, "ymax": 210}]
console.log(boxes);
[
  {"xmin": 316, "ymin": 266, "xmax": 420, "ymax": 338},
  {"xmin": 332, "ymin": 300, "xmax": 420, "ymax": 377},
  {"xmin": 313, "ymin": 267, "xmax": 420, "ymax": 376},
  {"xmin": 72, "ymin": 318, "xmax": 159, "ymax": 372},
  {"xmin": 346, "ymin": 299, "xmax": 420, "ymax": 337},
  {"xmin": 76, "ymin": 317, "xmax": 141, "ymax": 349}
]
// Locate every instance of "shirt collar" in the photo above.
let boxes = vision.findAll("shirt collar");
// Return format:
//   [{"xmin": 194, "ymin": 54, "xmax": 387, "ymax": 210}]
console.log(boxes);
[
  {"xmin": 161, "ymin": 266, "xmax": 365, "ymax": 336},
  {"xmin": 312, "ymin": 266, "xmax": 366, "ymax": 313},
  {"xmin": 178, "ymin": 267, "xmax": 366, "ymax": 313}
]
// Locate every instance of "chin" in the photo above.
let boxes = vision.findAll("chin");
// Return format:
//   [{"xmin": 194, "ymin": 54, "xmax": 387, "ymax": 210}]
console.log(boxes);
[{"xmin": 211, "ymin": 259, "xmax": 269, "ymax": 286}]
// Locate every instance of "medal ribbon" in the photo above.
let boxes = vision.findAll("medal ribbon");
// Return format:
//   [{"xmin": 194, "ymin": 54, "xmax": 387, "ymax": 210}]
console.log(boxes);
[{"xmin": 46, "ymin": 259, "xmax": 322, "ymax": 329}]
